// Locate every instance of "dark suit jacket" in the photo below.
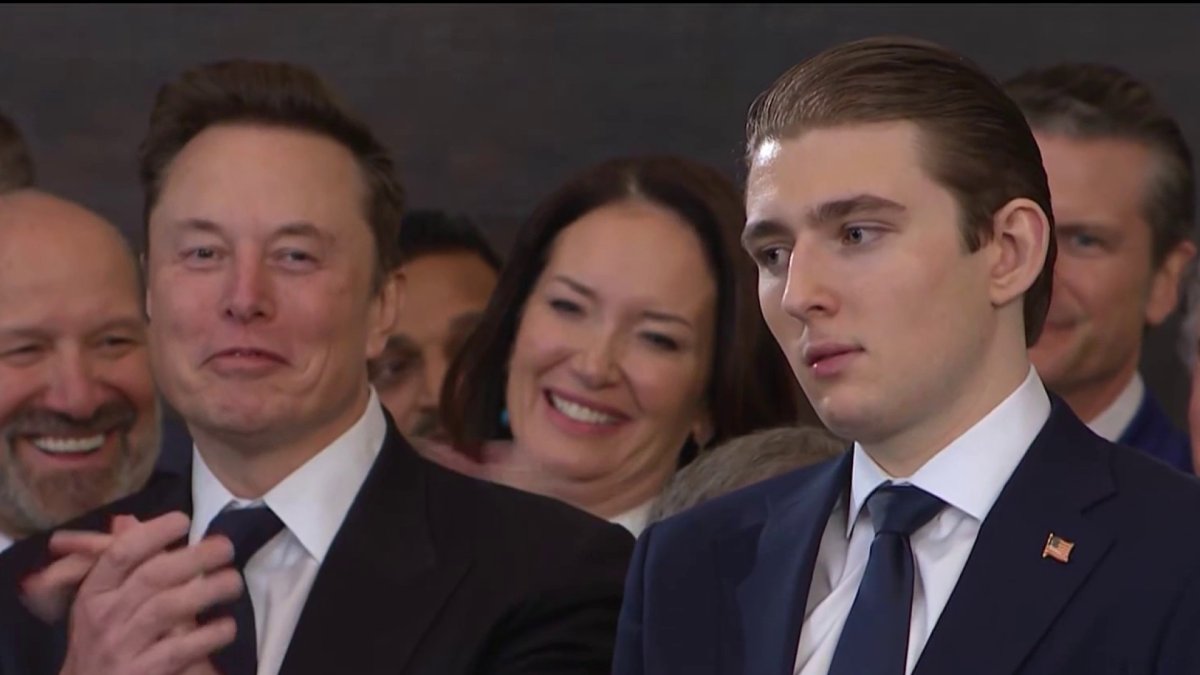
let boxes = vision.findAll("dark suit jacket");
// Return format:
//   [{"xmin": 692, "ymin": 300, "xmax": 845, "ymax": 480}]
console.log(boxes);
[
  {"xmin": 0, "ymin": 417, "xmax": 634, "ymax": 675},
  {"xmin": 614, "ymin": 398, "xmax": 1200, "ymax": 675},
  {"xmin": 1119, "ymin": 389, "xmax": 1193, "ymax": 474}
]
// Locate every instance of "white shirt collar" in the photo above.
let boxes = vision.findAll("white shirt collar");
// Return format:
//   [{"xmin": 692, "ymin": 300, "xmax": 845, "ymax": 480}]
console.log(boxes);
[
  {"xmin": 1086, "ymin": 373, "xmax": 1144, "ymax": 443},
  {"xmin": 609, "ymin": 498, "xmax": 656, "ymax": 538},
  {"xmin": 189, "ymin": 388, "xmax": 387, "ymax": 563},
  {"xmin": 0, "ymin": 531, "xmax": 11, "ymax": 555},
  {"xmin": 847, "ymin": 366, "xmax": 1050, "ymax": 536}
]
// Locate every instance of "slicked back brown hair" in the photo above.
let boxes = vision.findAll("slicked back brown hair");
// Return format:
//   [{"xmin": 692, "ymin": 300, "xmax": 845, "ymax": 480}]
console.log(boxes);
[
  {"xmin": 746, "ymin": 36, "xmax": 1056, "ymax": 345},
  {"xmin": 138, "ymin": 59, "xmax": 404, "ymax": 287},
  {"xmin": 1005, "ymin": 62, "xmax": 1194, "ymax": 268},
  {"xmin": 441, "ymin": 155, "xmax": 808, "ymax": 459}
]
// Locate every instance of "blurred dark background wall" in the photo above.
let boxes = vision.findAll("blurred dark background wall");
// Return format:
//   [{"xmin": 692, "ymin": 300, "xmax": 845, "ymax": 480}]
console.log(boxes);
[{"xmin": 2, "ymin": 3, "xmax": 1197, "ymax": 424}]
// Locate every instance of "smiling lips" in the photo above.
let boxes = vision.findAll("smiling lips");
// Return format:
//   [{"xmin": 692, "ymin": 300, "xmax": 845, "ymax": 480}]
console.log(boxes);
[
  {"xmin": 211, "ymin": 347, "xmax": 287, "ymax": 363},
  {"xmin": 27, "ymin": 433, "xmax": 107, "ymax": 455},
  {"xmin": 545, "ymin": 390, "xmax": 627, "ymax": 429}
]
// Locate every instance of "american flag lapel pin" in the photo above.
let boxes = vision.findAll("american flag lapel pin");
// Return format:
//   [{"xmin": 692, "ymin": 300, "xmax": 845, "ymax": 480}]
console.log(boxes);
[{"xmin": 1042, "ymin": 533, "xmax": 1074, "ymax": 563}]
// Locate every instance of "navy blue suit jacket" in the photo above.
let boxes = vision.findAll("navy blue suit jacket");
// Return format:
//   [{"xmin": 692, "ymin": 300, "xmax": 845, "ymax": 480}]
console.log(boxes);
[
  {"xmin": 1120, "ymin": 389, "xmax": 1193, "ymax": 474},
  {"xmin": 614, "ymin": 398, "xmax": 1200, "ymax": 675}
]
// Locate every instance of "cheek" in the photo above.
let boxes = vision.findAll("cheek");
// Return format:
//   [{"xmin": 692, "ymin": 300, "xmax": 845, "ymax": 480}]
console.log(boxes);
[
  {"xmin": 627, "ymin": 359, "xmax": 707, "ymax": 421},
  {"xmin": 108, "ymin": 354, "xmax": 158, "ymax": 406},
  {"xmin": 509, "ymin": 311, "xmax": 566, "ymax": 375},
  {"xmin": 0, "ymin": 371, "xmax": 35, "ymax": 425}
]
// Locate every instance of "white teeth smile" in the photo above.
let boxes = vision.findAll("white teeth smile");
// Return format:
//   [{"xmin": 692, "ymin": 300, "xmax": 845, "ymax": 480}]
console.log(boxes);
[
  {"xmin": 549, "ymin": 394, "xmax": 619, "ymax": 425},
  {"xmin": 30, "ymin": 434, "xmax": 106, "ymax": 454}
]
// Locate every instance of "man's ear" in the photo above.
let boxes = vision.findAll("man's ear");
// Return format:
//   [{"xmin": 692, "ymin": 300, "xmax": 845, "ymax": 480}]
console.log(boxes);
[
  {"xmin": 141, "ymin": 251, "xmax": 152, "ymax": 320},
  {"xmin": 366, "ymin": 267, "xmax": 405, "ymax": 360},
  {"xmin": 1146, "ymin": 239, "xmax": 1197, "ymax": 326},
  {"xmin": 986, "ymin": 197, "xmax": 1051, "ymax": 308}
]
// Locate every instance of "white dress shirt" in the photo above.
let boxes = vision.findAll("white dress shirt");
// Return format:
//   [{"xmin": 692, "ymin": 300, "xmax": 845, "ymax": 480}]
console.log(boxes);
[
  {"xmin": 610, "ymin": 498, "xmax": 656, "ymax": 537},
  {"xmin": 794, "ymin": 367, "xmax": 1050, "ymax": 675},
  {"xmin": 1086, "ymin": 372, "xmax": 1143, "ymax": 443},
  {"xmin": 0, "ymin": 531, "xmax": 11, "ymax": 555},
  {"xmin": 188, "ymin": 389, "xmax": 386, "ymax": 675}
]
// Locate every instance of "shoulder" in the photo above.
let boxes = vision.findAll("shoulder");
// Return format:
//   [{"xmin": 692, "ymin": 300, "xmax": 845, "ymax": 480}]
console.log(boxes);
[
  {"xmin": 0, "ymin": 471, "xmax": 183, "ymax": 586},
  {"xmin": 1107, "ymin": 437, "xmax": 1200, "ymax": 514},
  {"xmin": 645, "ymin": 454, "xmax": 842, "ymax": 555},
  {"xmin": 420, "ymin": 455, "xmax": 634, "ymax": 573}
]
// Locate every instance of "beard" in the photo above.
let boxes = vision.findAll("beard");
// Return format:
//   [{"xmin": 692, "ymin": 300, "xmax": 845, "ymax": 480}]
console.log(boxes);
[{"xmin": 0, "ymin": 400, "xmax": 160, "ymax": 537}]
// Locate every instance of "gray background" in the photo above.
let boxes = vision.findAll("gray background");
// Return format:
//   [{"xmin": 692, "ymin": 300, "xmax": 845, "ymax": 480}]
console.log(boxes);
[{"xmin": 2, "ymin": 3, "xmax": 1197, "ymax": 424}]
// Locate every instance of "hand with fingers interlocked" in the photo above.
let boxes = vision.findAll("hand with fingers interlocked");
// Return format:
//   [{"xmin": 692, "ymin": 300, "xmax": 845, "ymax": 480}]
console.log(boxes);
[{"xmin": 20, "ymin": 512, "xmax": 243, "ymax": 675}]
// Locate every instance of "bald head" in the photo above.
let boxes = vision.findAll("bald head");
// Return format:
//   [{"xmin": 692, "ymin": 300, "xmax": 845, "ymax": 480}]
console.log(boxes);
[
  {"xmin": 0, "ymin": 190, "xmax": 139, "ymax": 288},
  {"xmin": 0, "ymin": 190, "xmax": 158, "ymax": 542}
]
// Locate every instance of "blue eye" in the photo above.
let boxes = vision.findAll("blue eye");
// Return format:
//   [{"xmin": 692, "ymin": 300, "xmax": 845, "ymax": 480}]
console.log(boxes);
[{"xmin": 755, "ymin": 246, "xmax": 790, "ymax": 273}]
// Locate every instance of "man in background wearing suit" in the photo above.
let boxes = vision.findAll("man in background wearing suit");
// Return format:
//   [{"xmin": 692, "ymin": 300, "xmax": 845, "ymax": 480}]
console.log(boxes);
[
  {"xmin": 615, "ymin": 36, "xmax": 1200, "ymax": 675},
  {"xmin": 0, "ymin": 190, "xmax": 161, "ymax": 556},
  {"xmin": 1006, "ymin": 64, "xmax": 1197, "ymax": 474},
  {"xmin": 369, "ymin": 209, "xmax": 500, "ymax": 440},
  {"xmin": 0, "ymin": 59, "xmax": 632, "ymax": 675}
]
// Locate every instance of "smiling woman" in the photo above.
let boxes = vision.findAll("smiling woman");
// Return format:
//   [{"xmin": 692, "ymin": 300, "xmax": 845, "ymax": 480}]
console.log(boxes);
[{"xmin": 433, "ymin": 155, "xmax": 808, "ymax": 535}]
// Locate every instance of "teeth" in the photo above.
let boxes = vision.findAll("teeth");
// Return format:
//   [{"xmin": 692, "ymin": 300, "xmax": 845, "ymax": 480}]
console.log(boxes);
[
  {"xmin": 31, "ymin": 434, "xmax": 106, "ymax": 454},
  {"xmin": 550, "ymin": 394, "xmax": 619, "ymax": 425}
]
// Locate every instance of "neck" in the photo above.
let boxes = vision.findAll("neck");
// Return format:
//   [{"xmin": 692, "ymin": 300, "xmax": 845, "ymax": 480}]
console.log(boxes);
[
  {"xmin": 191, "ymin": 386, "xmax": 371, "ymax": 499},
  {"xmin": 1055, "ymin": 357, "xmax": 1138, "ymax": 424},
  {"xmin": 862, "ymin": 331, "xmax": 1032, "ymax": 478},
  {"xmin": 482, "ymin": 440, "xmax": 674, "ymax": 520}
]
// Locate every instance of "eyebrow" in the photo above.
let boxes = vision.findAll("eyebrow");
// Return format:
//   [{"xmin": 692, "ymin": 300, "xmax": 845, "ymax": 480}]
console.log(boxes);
[
  {"xmin": 447, "ymin": 311, "xmax": 485, "ymax": 337},
  {"xmin": 0, "ymin": 316, "xmax": 144, "ymax": 341},
  {"xmin": 550, "ymin": 274, "xmax": 695, "ymax": 329},
  {"xmin": 808, "ymin": 193, "xmax": 907, "ymax": 225},
  {"xmin": 743, "ymin": 193, "xmax": 907, "ymax": 248},
  {"xmin": 90, "ymin": 317, "xmax": 147, "ymax": 335},
  {"xmin": 1055, "ymin": 220, "xmax": 1117, "ymax": 232}
]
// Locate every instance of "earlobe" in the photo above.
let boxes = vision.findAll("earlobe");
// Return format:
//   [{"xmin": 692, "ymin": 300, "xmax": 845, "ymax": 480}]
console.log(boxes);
[
  {"xmin": 1146, "ymin": 240, "xmax": 1196, "ymax": 326},
  {"xmin": 691, "ymin": 410, "xmax": 715, "ymax": 449},
  {"xmin": 988, "ymin": 198, "xmax": 1051, "ymax": 308}
]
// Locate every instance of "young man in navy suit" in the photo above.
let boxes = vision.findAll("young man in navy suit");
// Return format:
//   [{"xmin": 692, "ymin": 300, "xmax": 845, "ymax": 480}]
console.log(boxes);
[{"xmin": 614, "ymin": 36, "xmax": 1200, "ymax": 675}]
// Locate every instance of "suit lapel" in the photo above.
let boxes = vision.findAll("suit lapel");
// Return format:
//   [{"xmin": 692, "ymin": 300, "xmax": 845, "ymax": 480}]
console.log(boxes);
[
  {"xmin": 279, "ymin": 423, "xmax": 470, "ymax": 675},
  {"xmin": 725, "ymin": 451, "xmax": 851, "ymax": 675},
  {"xmin": 914, "ymin": 400, "xmax": 1116, "ymax": 675}
]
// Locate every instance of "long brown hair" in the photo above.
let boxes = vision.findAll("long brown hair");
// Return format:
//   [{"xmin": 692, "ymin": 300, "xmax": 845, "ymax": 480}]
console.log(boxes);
[{"xmin": 441, "ymin": 155, "xmax": 807, "ymax": 458}]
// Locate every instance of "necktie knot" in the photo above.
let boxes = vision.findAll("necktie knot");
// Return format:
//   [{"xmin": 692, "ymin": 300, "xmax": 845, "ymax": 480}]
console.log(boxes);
[
  {"xmin": 204, "ymin": 505, "xmax": 284, "ymax": 570},
  {"xmin": 868, "ymin": 484, "xmax": 945, "ymax": 537}
]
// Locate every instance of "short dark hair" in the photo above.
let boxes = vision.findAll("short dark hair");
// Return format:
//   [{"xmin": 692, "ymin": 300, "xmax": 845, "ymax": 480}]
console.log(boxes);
[
  {"xmin": 398, "ymin": 209, "xmax": 502, "ymax": 272},
  {"xmin": 650, "ymin": 425, "xmax": 846, "ymax": 522},
  {"xmin": 1005, "ymin": 63, "xmax": 1194, "ymax": 267},
  {"xmin": 746, "ymin": 36, "xmax": 1056, "ymax": 346},
  {"xmin": 441, "ymin": 155, "xmax": 806, "ymax": 458},
  {"xmin": 138, "ymin": 59, "xmax": 404, "ymax": 287},
  {"xmin": 0, "ymin": 111, "xmax": 35, "ymax": 193}
]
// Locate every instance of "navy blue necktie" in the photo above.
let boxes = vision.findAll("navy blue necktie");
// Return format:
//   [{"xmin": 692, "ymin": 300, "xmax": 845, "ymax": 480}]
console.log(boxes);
[
  {"xmin": 827, "ymin": 484, "xmax": 946, "ymax": 675},
  {"xmin": 200, "ymin": 506, "xmax": 284, "ymax": 675}
]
